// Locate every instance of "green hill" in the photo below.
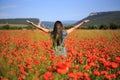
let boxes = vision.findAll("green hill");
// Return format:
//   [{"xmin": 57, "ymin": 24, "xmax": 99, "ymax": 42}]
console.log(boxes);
[{"xmin": 77, "ymin": 11, "xmax": 120, "ymax": 26}]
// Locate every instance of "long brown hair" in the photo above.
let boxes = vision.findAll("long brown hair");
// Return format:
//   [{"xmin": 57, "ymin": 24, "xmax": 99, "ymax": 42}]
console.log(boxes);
[{"xmin": 51, "ymin": 21, "xmax": 63, "ymax": 48}]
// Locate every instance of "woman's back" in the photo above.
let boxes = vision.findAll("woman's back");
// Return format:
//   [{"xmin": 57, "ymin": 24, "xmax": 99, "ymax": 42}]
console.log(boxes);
[{"xmin": 49, "ymin": 30, "xmax": 68, "ymax": 56}]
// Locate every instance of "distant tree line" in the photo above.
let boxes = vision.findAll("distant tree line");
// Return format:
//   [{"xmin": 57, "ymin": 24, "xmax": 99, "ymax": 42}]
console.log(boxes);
[
  {"xmin": 0, "ymin": 25, "xmax": 22, "ymax": 30},
  {"xmin": 65, "ymin": 22, "xmax": 120, "ymax": 30},
  {"xmin": 98, "ymin": 23, "xmax": 120, "ymax": 29},
  {"xmin": 0, "ymin": 24, "xmax": 36, "ymax": 30},
  {"xmin": 0, "ymin": 22, "xmax": 120, "ymax": 30}
]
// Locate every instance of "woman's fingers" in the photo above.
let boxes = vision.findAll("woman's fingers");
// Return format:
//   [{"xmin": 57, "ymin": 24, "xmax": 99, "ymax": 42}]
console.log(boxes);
[
  {"xmin": 26, "ymin": 20, "xmax": 31, "ymax": 23},
  {"xmin": 84, "ymin": 20, "xmax": 90, "ymax": 23}
]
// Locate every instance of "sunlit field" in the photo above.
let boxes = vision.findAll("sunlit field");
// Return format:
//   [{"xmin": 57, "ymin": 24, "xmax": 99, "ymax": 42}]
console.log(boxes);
[{"xmin": 0, "ymin": 30, "xmax": 120, "ymax": 80}]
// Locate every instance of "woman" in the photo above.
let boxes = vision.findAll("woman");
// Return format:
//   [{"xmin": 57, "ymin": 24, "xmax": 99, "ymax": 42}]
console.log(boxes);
[{"xmin": 26, "ymin": 19, "xmax": 89, "ymax": 56}]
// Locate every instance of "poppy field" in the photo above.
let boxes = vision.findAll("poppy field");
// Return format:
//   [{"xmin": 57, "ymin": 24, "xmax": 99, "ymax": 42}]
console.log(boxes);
[{"xmin": 0, "ymin": 30, "xmax": 120, "ymax": 80}]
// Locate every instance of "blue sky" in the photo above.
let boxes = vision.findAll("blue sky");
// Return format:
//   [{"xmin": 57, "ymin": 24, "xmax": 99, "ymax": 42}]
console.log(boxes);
[{"xmin": 0, "ymin": 0, "xmax": 120, "ymax": 21}]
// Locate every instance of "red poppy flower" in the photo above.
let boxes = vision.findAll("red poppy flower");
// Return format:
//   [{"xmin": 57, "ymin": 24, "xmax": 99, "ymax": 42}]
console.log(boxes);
[
  {"xmin": 114, "ymin": 57, "xmax": 120, "ymax": 63},
  {"xmin": 109, "ymin": 74, "xmax": 116, "ymax": 78},
  {"xmin": 56, "ymin": 62, "xmax": 71, "ymax": 74},
  {"xmin": 104, "ymin": 75, "xmax": 111, "ymax": 80},
  {"xmin": 69, "ymin": 72, "xmax": 84, "ymax": 79},
  {"xmin": 105, "ymin": 74, "xmax": 116, "ymax": 80},
  {"xmin": 117, "ymin": 71, "xmax": 120, "ymax": 75},
  {"xmin": 73, "ymin": 65, "xmax": 79, "ymax": 70},
  {"xmin": 19, "ymin": 68, "xmax": 26, "ymax": 75},
  {"xmin": 43, "ymin": 72, "xmax": 53, "ymax": 80},
  {"xmin": 69, "ymin": 73, "xmax": 77, "ymax": 80},
  {"xmin": 84, "ymin": 65, "xmax": 90, "ymax": 71},
  {"xmin": 93, "ymin": 70, "xmax": 100, "ymax": 76},
  {"xmin": 1, "ymin": 78, "xmax": 8, "ymax": 80},
  {"xmin": 110, "ymin": 62, "xmax": 118, "ymax": 69},
  {"xmin": 100, "ymin": 71, "xmax": 107, "ymax": 75}
]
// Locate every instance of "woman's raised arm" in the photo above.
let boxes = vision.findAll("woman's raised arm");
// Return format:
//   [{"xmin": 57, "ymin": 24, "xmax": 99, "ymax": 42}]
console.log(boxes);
[
  {"xmin": 66, "ymin": 20, "xmax": 90, "ymax": 34},
  {"xmin": 26, "ymin": 20, "xmax": 49, "ymax": 33}
]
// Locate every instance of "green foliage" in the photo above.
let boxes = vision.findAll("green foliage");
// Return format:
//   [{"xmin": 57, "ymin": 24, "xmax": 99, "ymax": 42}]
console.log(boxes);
[
  {"xmin": 88, "ymin": 25, "xmax": 99, "ymax": 29},
  {"xmin": 109, "ymin": 22, "xmax": 119, "ymax": 29},
  {"xmin": 81, "ymin": 23, "xmax": 120, "ymax": 30},
  {"xmin": 99, "ymin": 23, "xmax": 120, "ymax": 30},
  {"xmin": 80, "ymin": 26, "xmax": 88, "ymax": 29},
  {"xmin": 99, "ymin": 24, "xmax": 109, "ymax": 29},
  {"xmin": 0, "ymin": 24, "xmax": 36, "ymax": 30},
  {"xmin": 2, "ymin": 25, "xmax": 10, "ymax": 30},
  {"xmin": 0, "ymin": 24, "xmax": 23, "ymax": 30},
  {"xmin": 64, "ymin": 25, "xmax": 74, "ymax": 29},
  {"xmin": 24, "ymin": 25, "xmax": 36, "ymax": 30},
  {"xmin": 11, "ymin": 26, "xmax": 23, "ymax": 30}
]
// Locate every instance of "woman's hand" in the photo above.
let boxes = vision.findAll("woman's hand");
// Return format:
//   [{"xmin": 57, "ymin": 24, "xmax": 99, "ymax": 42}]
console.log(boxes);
[
  {"xmin": 83, "ymin": 20, "xmax": 90, "ymax": 23},
  {"xmin": 26, "ymin": 20, "xmax": 33, "ymax": 24}
]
